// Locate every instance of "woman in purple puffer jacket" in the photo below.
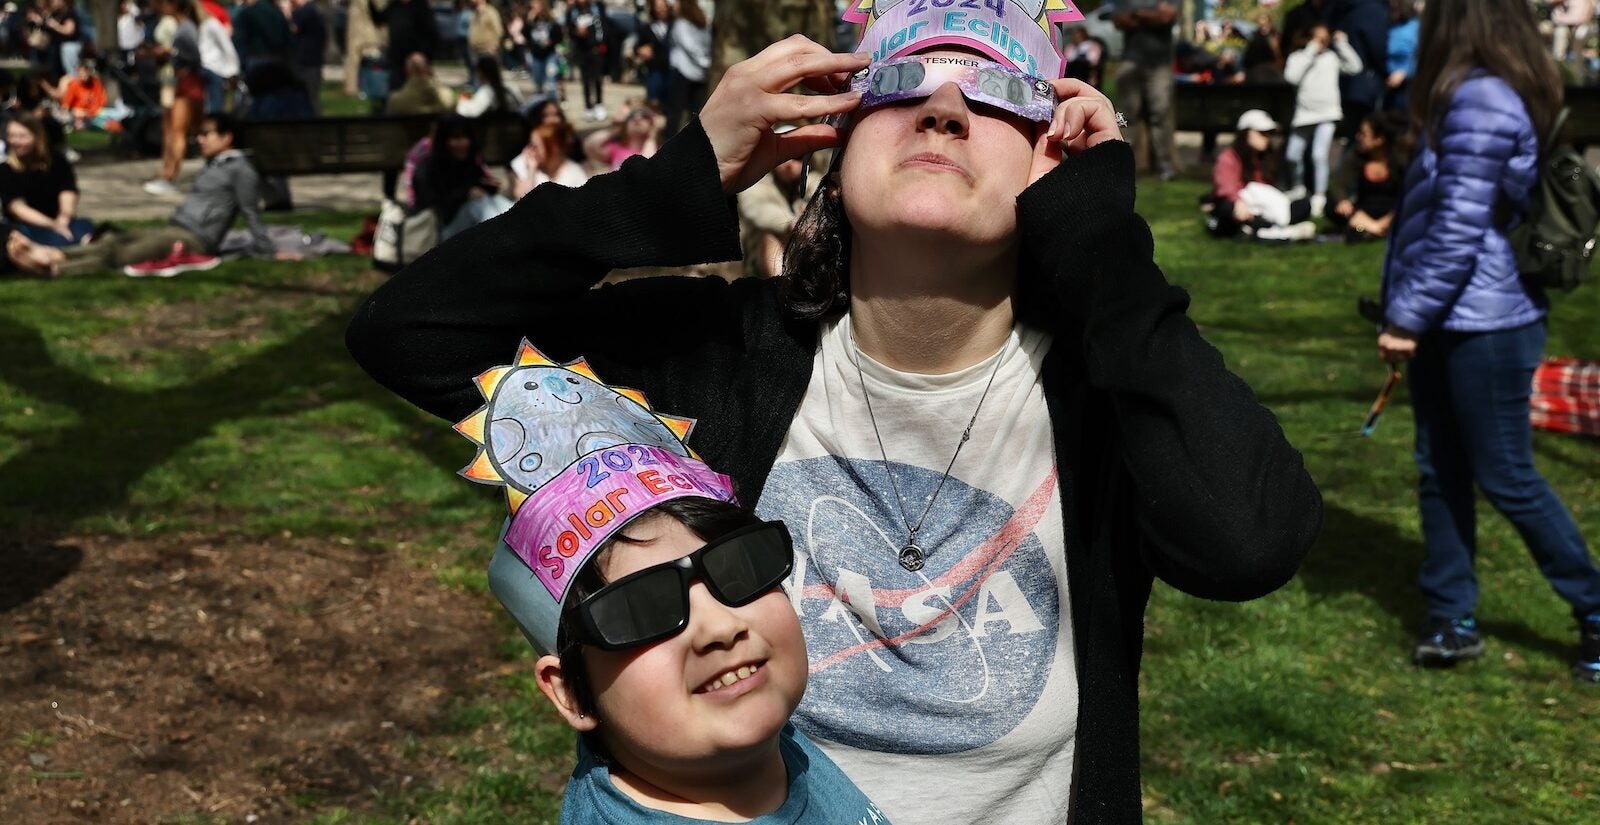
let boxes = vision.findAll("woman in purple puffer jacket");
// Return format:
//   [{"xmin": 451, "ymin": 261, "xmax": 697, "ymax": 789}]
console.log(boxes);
[{"xmin": 1379, "ymin": 0, "xmax": 1600, "ymax": 682}]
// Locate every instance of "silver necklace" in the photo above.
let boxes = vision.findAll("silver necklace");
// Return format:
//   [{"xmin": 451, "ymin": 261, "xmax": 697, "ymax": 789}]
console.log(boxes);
[{"xmin": 849, "ymin": 327, "xmax": 1007, "ymax": 572}]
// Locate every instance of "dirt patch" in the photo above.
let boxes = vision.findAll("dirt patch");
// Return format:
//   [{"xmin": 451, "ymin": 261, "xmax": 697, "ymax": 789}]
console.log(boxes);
[{"xmin": 0, "ymin": 532, "xmax": 504, "ymax": 823}]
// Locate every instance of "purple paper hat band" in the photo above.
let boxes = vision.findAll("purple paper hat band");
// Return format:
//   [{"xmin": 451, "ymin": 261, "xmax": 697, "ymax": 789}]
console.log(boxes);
[
  {"xmin": 846, "ymin": 0, "xmax": 1086, "ymax": 79},
  {"xmin": 503, "ymin": 444, "xmax": 737, "ymax": 604}
]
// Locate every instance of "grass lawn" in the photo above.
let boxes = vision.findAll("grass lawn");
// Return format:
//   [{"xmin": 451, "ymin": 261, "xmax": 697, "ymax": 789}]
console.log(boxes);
[{"xmin": 1, "ymin": 180, "xmax": 1597, "ymax": 823}]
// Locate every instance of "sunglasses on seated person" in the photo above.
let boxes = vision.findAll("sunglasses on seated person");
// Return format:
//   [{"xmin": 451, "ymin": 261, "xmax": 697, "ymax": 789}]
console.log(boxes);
[{"xmin": 569, "ymin": 521, "xmax": 795, "ymax": 651}]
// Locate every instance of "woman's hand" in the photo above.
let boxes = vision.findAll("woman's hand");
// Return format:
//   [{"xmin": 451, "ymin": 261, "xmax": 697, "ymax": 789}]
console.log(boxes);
[
  {"xmin": 1377, "ymin": 325, "xmax": 1418, "ymax": 364},
  {"xmin": 1029, "ymin": 78, "xmax": 1124, "ymax": 186},
  {"xmin": 699, "ymin": 35, "xmax": 866, "ymax": 194},
  {"xmin": 1334, "ymin": 199, "xmax": 1355, "ymax": 218},
  {"xmin": 1232, "ymin": 199, "xmax": 1256, "ymax": 224}
]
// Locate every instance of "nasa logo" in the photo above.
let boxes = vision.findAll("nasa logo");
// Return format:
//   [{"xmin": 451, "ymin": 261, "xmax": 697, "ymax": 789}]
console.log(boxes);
[{"xmin": 757, "ymin": 455, "xmax": 1059, "ymax": 754}]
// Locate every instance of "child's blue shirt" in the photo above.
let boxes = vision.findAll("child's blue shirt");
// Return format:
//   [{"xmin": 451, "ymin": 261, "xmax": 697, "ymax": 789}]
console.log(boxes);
[{"xmin": 559, "ymin": 724, "xmax": 890, "ymax": 824}]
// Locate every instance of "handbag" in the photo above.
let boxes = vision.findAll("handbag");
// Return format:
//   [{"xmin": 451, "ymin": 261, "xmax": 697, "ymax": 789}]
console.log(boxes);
[{"xmin": 372, "ymin": 199, "xmax": 438, "ymax": 272}]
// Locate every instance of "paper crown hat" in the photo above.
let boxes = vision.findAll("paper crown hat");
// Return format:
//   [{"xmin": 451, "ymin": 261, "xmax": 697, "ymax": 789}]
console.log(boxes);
[
  {"xmin": 457, "ymin": 340, "xmax": 737, "ymax": 654},
  {"xmin": 844, "ymin": 0, "xmax": 1085, "ymax": 79}
]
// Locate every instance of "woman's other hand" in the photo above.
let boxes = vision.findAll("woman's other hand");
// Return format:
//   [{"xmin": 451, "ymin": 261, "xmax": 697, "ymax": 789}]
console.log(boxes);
[
  {"xmin": 1029, "ymin": 78, "xmax": 1124, "ymax": 186},
  {"xmin": 1334, "ymin": 199, "xmax": 1355, "ymax": 218},
  {"xmin": 1378, "ymin": 326, "xmax": 1418, "ymax": 363},
  {"xmin": 699, "ymin": 35, "xmax": 866, "ymax": 194},
  {"xmin": 1232, "ymin": 200, "xmax": 1256, "ymax": 224}
]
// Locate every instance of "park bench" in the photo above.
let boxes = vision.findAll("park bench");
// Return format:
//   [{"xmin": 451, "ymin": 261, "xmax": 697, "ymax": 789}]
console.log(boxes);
[
  {"xmin": 1172, "ymin": 82, "xmax": 1297, "ymax": 134},
  {"xmin": 235, "ymin": 112, "xmax": 531, "ymax": 177}
]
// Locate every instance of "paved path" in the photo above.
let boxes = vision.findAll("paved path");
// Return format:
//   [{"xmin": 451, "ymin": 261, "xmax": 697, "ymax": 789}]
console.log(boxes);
[{"xmin": 78, "ymin": 69, "xmax": 649, "ymax": 221}]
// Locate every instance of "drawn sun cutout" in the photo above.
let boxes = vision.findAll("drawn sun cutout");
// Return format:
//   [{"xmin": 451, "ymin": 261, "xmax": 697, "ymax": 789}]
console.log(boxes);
[{"xmin": 453, "ymin": 339, "xmax": 699, "ymax": 514}]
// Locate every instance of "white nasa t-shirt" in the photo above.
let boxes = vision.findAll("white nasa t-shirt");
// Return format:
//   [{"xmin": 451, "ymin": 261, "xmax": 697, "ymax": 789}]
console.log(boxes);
[{"xmin": 755, "ymin": 317, "xmax": 1078, "ymax": 824}]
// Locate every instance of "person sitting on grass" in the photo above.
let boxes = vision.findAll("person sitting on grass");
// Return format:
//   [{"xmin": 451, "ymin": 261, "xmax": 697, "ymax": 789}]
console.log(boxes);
[
  {"xmin": 1202, "ymin": 109, "xmax": 1317, "ymax": 242},
  {"xmin": 0, "ymin": 114, "xmax": 95, "ymax": 247},
  {"xmin": 413, "ymin": 115, "xmax": 512, "ymax": 241},
  {"xmin": 59, "ymin": 112, "xmax": 294, "ymax": 278},
  {"xmin": 57, "ymin": 60, "xmax": 126, "ymax": 133},
  {"xmin": 385, "ymin": 52, "xmax": 454, "ymax": 116},
  {"xmin": 0, "ymin": 220, "xmax": 67, "ymax": 278},
  {"xmin": 458, "ymin": 342, "xmax": 889, "ymax": 823},
  {"xmin": 509, "ymin": 120, "xmax": 587, "ymax": 198},
  {"xmin": 1324, "ymin": 109, "xmax": 1407, "ymax": 242}
]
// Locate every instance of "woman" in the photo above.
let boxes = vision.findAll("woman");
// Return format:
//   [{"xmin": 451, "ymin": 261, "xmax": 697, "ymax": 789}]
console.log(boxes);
[
  {"xmin": 143, "ymin": 0, "xmax": 205, "ymax": 196},
  {"xmin": 598, "ymin": 107, "xmax": 658, "ymax": 171},
  {"xmin": 349, "ymin": 31, "xmax": 1320, "ymax": 821},
  {"xmin": 1204, "ymin": 109, "xmax": 1315, "ymax": 241},
  {"xmin": 413, "ymin": 115, "xmax": 512, "ymax": 241},
  {"xmin": 509, "ymin": 120, "xmax": 587, "ymax": 198},
  {"xmin": 198, "ymin": 1, "xmax": 239, "ymax": 114},
  {"xmin": 520, "ymin": 0, "xmax": 563, "ymax": 101},
  {"xmin": 456, "ymin": 54, "xmax": 522, "ymax": 117},
  {"xmin": 1325, "ymin": 110, "xmax": 1406, "ymax": 241},
  {"xmin": 663, "ymin": 0, "xmax": 710, "ymax": 135},
  {"xmin": 634, "ymin": 0, "xmax": 672, "ymax": 107},
  {"xmin": 1379, "ymin": 0, "xmax": 1600, "ymax": 680},
  {"xmin": 1383, "ymin": 0, "xmax": 1418, "ymax": 112},
  {"xmin": 0, "ymin": 114, "xmax": 93, "ymax": 246}
]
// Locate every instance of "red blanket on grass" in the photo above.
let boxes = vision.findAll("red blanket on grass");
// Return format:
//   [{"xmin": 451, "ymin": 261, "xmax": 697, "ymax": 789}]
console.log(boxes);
[{"xmin": 1532, "ymin": 358, "xmax": 1600, "ymax": 436}]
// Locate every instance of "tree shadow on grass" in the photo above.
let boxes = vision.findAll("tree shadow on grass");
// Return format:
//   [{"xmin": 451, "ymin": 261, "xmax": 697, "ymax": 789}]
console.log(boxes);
[
  {"xmin": 0, "ymin": 309, "xmax": 465, "ymax": 612},
  {"xmin": 1299, "ymin": 503, "xmax": 1576, "ymax": 663}
]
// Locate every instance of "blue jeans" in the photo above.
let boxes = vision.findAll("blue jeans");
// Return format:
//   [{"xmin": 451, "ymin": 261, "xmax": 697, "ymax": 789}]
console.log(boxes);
[
  {"xmin": 19, "ymin": 218, "xmax": 94, "ymax": 247},
  {"xmin": 526, "ymin": 52, "xmax": 559, "ymax": 97},
  {"xmin": 1285, "ymin": 121, "xmax": 1336, "ymax": 197},
  {"xmin": 202, "ymin": 68, "xmax": 226, "ymax": 114},
  {"xmin": 1409, "ymin": 321, "xmax": 1600, "ymax": 620},
  {"xmin": 440, "ymin": 193, "xmax": 513, "ymax": 241}
]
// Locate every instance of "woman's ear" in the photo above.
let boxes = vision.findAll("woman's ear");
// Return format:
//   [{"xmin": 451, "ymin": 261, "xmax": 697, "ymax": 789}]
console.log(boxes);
[{"xmin": 535, "ymin": 654, "xmax": 598, "ymax": 733}]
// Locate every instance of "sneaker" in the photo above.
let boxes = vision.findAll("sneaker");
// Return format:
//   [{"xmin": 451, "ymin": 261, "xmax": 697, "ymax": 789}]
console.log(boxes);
[
  {"xmin": 1576, "ymin": 614, "xmax": 1600, "ymax": 684},
  {"xmin": 123, "ymin": 242, "xmax": 221, "ymax": 278},
  {"xmin": 142, "ymin": 178, "xmax": 179, "ymax": 196},
  {"xmin": 1309, "ymin": 194, "xmax": 1327, "ymax": 216},
  {"xmin": 1255, "ymin": 221, "xmax": 1317, "ymax": 243},
  {"xmin": 1413, "ymin": 615, "xmax": 1486, "ymax": 667}
]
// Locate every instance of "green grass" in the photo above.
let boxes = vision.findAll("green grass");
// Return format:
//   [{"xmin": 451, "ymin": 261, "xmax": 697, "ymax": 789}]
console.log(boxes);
[{"xmin": 3, "ymin": 181, "xmax": 1597, "ymax": 823}]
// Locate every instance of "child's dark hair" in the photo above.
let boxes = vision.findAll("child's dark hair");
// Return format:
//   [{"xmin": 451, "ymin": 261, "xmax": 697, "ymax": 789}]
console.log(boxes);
[{"xmin": 554, "ymin": 497, "xmax": 765, "ymax": 719}]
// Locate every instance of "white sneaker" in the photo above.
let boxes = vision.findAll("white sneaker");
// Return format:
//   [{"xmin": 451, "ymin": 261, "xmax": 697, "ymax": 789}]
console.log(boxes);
[
  {"xmin": 1256, "ymin": 221, "xmax": 1318, "ymax": 242},
  {"xmin": 591, "ymin": 104, "xmax": 607, "ymax": 121},
  {"xmin": 142, "ymin": 179, "xmax": 179, "ymax": 196},
  {"xmin": 1309, "ymin": 194, "xmax": 1327, "ymax": 216}
]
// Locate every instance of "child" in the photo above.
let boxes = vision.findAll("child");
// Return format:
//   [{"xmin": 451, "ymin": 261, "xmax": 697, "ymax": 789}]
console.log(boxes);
[
  {"xmin": 457, "ymin": 340, "xmax": 890, "ymax": 823},
  {"xmin": 1283, "ymin": 23, "xmax": 1362, "ymax": 216}
]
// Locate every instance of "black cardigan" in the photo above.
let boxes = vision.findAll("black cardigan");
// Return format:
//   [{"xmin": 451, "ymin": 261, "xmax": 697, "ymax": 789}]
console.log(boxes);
[{"xmin": 346, "ymin": 121, "xmax": 1324, "ymax": 824}]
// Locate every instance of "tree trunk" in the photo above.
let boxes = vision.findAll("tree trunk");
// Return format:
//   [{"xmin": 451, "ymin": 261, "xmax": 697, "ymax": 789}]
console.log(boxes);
[
  {"xmin": 709, "ymin": 0, "xmax": 837, "ymax": 90},
  {"xmin": 88, "ymin": 0, "xmax": 119, "ymax": 54}
]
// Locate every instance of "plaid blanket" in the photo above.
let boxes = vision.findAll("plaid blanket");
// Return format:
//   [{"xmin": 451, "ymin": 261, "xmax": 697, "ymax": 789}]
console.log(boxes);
[{"xmin": 1532, "ymin": 358, "xmax": 1600, "ymax": 437}]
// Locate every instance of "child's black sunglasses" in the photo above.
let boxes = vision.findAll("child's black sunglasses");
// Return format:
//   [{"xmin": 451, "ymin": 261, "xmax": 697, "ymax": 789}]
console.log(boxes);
[{"xmin": 571, "ymin": 521, "xmax": 794, "ymax": 651}]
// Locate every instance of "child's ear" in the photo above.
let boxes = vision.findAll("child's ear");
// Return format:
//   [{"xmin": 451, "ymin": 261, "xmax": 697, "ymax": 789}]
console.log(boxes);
[{"xmin": 535, "ymin": 654, "xmax": 598, "ymax": 733}]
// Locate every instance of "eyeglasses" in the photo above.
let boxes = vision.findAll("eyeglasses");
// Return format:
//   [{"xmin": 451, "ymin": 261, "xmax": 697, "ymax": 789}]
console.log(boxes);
[
  {"xmin": 1360, "ymin": 367, "xmax": 1405, "ymax": 436},
  {"xmin": 570, "ymin": 521, "xmax": 794, "ymax": 650},
  {"xmin": 849, "ymin": 54, "xmax": 1057, "ymax": 124}
]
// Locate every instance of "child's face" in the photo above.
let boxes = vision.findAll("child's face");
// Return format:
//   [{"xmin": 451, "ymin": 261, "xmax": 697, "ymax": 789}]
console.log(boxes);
[{"xmin": 586, "ymin": 516, "xmax": 807, "ymax": 769}]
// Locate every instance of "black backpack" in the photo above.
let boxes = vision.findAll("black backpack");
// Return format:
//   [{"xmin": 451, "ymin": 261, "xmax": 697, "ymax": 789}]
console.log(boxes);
[{"xmin": 1509, "ymin": 108, "xmax": 1600, "ymax": 293}]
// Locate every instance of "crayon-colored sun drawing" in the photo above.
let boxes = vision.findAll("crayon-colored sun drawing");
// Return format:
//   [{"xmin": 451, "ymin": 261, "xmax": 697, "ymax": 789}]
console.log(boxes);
[{"xmin": 454, "ymin": 339, "xmax": 698, "ymax": 514}]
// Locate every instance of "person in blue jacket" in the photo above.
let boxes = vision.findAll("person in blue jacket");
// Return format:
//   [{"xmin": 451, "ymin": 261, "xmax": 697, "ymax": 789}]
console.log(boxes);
[
  {"xmin": 1382, "ymin": 0, "xmax": 1417, "ymax": 112},
  {"xmin": 1379, "ymin": 0, "xmax": 1600, "ymax": 682}
]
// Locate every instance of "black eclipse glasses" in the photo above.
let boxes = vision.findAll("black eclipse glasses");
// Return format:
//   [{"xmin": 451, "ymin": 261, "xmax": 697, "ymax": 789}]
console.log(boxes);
[{"xmin": 569, "ymin": 521, "xmax": 794, "ymax": 651}]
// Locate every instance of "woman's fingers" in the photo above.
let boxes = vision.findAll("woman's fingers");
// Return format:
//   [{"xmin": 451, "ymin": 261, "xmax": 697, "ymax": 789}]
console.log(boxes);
[
  {"xmin": 759, "ymin": 49, "xmax": 871, "ymax": 94},
  {"xmin": 768, "ymin": 90, "xmax": 862, "ymax": 124},
  {"xmin": 772, "ymin": 122, "xmax": 847, "ymax": 163}
]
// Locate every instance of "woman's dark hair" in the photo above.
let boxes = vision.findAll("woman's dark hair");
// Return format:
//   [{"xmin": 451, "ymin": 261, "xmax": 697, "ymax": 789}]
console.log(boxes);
[
  {"xmin": 1410, "ymin": 0, "xmax": 1561, "ymax": 146},
  {"xmin": 1388, "ymin": 0, "xmax": 1414, "ymax": 24},
  {"xmin": 475, "ymin": 54, "xmax": 513, "ymax": 113},
  {"xmin": 1230, "ymin": 127, "xmax": 1279, "ymax": 188},
  {"xmin": 781, "ymin": 169, "xmax": 853, "ymax": 319},
  {"xmin": 553, "ymin": 497, "xmax": 765, "ymax": 722},
  {"xmin": 1362, "ymin": 109, "xmax": 1411, "ymax": 173},
  {"xmin": 677, "ymin": 0, "xmax": 708, "ymax": 29}
]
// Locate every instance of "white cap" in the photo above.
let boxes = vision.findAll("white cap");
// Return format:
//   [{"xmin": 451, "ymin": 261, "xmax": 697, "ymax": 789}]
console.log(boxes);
[{"xmin": 1236, "ymin": 109, "xmax": 1279, "ymax": 133}]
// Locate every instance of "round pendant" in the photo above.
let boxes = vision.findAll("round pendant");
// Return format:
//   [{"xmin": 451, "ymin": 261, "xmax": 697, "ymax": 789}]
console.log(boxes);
[{"xmin": 898, "ymin": 543, "xmax": 926, "ymax": 572}]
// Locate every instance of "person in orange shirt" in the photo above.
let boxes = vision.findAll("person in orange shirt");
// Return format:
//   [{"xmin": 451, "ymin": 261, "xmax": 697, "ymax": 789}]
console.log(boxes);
[{"xmin": 58, "ymin": 60, "xmax": 123, "ymax": 133}]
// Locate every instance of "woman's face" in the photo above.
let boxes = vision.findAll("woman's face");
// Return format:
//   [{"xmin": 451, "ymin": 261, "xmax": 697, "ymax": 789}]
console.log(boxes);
[
  {"xmin": 1244, "ymin": 129, "xmax": 1272, "ymax": 153},
  {"xmin": 447, "ymin": 133, "xmax": 472, "ymax": 160},
  {"xmin": 1355, "ymin": 120, "xmax": 1385, "ymax": 155},
  {"xmin": 539, "ymin": 102, "xmax": 563, "ymax": 126},
  {"xmin": 840, "ymin": 50, "xmax": 1036, "ymax": 253},
  {"xmin": 6, "ymin": 123, "xmax": 35, "ymax": 157}
]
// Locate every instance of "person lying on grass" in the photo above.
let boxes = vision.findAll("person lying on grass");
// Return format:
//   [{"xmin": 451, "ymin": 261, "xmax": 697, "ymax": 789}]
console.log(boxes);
[
  {"xmin": 457, "ymin": 340, "xmax": 890, "ymax": 823},
  {"xmin": 56, "ymin": 112, "xmax": 298, "ymax": 279}
]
